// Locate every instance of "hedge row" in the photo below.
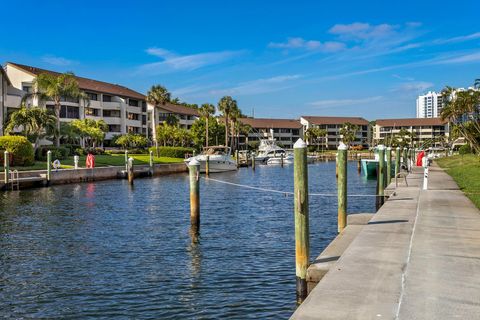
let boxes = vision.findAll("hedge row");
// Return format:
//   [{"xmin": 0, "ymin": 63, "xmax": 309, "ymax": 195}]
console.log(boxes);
[
  {"xmin": 148, "ymin": 146, "xmax": 194, "ymax": 158},
  {"xmin": 0, "ymin": 136, "xmax": 35, "ymax": 166}
]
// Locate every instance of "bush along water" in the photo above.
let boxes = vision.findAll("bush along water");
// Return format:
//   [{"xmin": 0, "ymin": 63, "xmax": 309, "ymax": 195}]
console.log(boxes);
[
  {"xmin": 0, "ymin": 136, "xmax": 35, "ymax": 166},
  {"xmin": 148, "ymin": 146, "xmax": 194, "ymax": 158},
  {"xmin": 35, "ymin": 146, "xmax": 69, "ymax": 161}
]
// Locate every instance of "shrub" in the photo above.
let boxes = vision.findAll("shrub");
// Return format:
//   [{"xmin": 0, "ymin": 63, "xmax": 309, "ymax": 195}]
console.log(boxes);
[
  {"xmin": 62, "ymin": 144, "xmax": 81, "ymax": 156},
  {"xmin": 459, "ymin": 144, "xmax": 472, "ymax": 155},
  {"xmin": 0, "ymin": 136, "xmax": 35, "ymax": 166},
  {"xmin": 35, "ymin": 146, "xmax": 69, "ymax": 161},
  {"xmin": 84, "ymin": 147, "xmax": 105, "ymax": 155},
  {"xmin": 127, "ymin": 148, "xmax": 148, "ymax": 154},
  {"xmin": 74, "ymin": 148, "xmax": 85, "ymax": 156},
  {"xmin": 148, "ymin": 146, "xmax": 194, "ymax": 158}
]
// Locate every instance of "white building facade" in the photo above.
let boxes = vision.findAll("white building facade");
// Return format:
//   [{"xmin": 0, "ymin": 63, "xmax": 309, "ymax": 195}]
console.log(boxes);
[
  {"xmin": 416, "ymin": 91, "xmax": 443, "ymax": 118},
  {"xmin": 5, "ymin": 62, "xmax": 148, "ymax": 145},
  {"xmin": 300, "ymin": 116, "xmax": 370, "ymax": 149}
]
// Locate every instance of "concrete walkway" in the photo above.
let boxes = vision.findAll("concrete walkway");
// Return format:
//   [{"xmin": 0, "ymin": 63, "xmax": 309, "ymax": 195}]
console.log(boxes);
[{"xmin": 291, "ymin": 164, "xmax": 480, "ymax": 320}]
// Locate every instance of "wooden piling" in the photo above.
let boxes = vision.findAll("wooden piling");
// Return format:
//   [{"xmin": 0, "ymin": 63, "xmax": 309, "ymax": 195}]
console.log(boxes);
[
  {"xmin": 4, "ymin": 151, "xmax": 9, "ymax": 186},
  {"xmin": 251, "ymin": 153, "xmax": 255, "ymax": 171},
  {"xmin": 127, "ymin": 157, "xmax": 134, "ymax": 185},
  {"xmin": 377, "ymin": 145, "xmax": 385, "ymax": 205},
  {"xmin": 281, "ymin": 153, "xmax": 284, "ymax": 167},
  {"xmin": 188, "ymin": 159, "xmax": 201, "ymax": 233},
  {"xmin": 47, "ymin": 150, "xmax": 52, "ymax": 184},
  {"xmin": 357, "ymin": 158, "xmax": 361, "ymax": 173},
  {"xmin": 235, "ymin": 150, "xmax": 239, "ymax": 167},
  {"xmin": 337, "ymin": 143, "xmax": 347, "ymax": 233},
  {"xmin": 335, "ymin": 153, "xmax": 338, "ymax": 178},
  {"xmin": 124, "ymin": 150, "xmax": 128, "ymax": 171},
  {"xmin": 386, "ymin": 147, "xmax": 392, "ymax": 185},
  {"xmin": 293, "ymin": 138, "xmax": 309, "ymax": 304},
  {"xmin": 205, "ymin": 155, "xmax": 210, "ymax": 176},
  {"xmin": 395, "ymin": 147, "xmax": 401, "ymax": 178}
]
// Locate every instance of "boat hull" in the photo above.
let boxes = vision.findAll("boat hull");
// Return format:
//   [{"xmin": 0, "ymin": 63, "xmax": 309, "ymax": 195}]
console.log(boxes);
[{"xmin": 361, "ymin": 159, "xmax": 378, "ymax": 177}]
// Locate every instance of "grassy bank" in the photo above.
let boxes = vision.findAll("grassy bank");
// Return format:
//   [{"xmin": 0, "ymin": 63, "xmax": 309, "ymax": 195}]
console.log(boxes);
[
  {"xmin": 436, "ymin": 154, "xmax": 480, "ymax": 209},
  {"xmin": 11, "ymin": 154, "xmax": 184, "ymax": 171}
]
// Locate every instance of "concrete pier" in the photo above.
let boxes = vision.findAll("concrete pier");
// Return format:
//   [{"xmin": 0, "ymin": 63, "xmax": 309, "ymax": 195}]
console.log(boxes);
[{"xmin": 291, "ymin": 163, "xmax": 480, "ymax": 319}]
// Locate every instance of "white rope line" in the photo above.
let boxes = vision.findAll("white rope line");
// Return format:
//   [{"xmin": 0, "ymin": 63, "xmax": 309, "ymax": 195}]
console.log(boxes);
[{"xmin": 202, "ymin": 177, "xmax": 381, "ymax": 197}]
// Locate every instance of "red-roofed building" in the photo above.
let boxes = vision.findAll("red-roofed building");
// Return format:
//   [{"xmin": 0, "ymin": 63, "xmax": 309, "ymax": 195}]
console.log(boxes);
[
  {"xmin": 300, "ymin": 116, "xmax": 370, "ymax": 149},
  {"xmin": 5, "ymin": 62, "xmax": 148, "ymax": 144},
  {"xmin": 236, "ymin": 118, "xmax": 303, "ymax": 149},
  {"xmin": 373, "ymin": 117, "xmax": 449, "ymax": 147}
]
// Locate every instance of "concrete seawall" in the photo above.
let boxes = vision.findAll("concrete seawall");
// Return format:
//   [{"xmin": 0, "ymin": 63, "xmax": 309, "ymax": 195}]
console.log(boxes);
[
  {"xmin": 291, "ymin": 164, "xmax": 480, "ymax": 319},
  {"xmin": 1, "ymin": 163, "xmax": 187, "ymax": 189}
]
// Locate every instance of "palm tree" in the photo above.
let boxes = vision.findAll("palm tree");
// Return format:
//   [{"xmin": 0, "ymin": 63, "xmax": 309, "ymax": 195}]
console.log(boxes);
[
  {"xmin": 146, "ymin": 85, "xmax": 171, "ymax": 152},
  {"xmin": 32, "ymin": 72, "xmax": 86, "ymax": 147},
  {"xmin": 339, "ymin": 122, "xmax": 359, "ymax": 147},
  {"xmin": 5, "ymin": 105, "xmax": 56, "ymax": 151},
  {"xmin": 218, "ymin": 96, "xmax": 237, "ymax": 148},
  {"xmin": 198, "ymin": 103, "xmax": 215, "ymax": 147},
  {"xmin": 229, "ymin": 104, "xmax": 241, "ymax": 150}
]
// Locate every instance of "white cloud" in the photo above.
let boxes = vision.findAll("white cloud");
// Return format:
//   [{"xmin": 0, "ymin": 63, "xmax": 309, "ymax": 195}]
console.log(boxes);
[
  {"xmin": 309, "ymin": 96, "xmax": 383, "ymax": 108},
  {"xmin": 210, "ymin": 75, "xmax": 301, "ymax": 96},
  {"xmin": 138, "ymin": 47, "xmax": 245, "ymax": 74},
  {"xmin": 42, "ymin": 55, "xmax": 75, "ymax": 66},
  {"xmin": 329, "ymin": 23, "xmax": 397, "ymax": 41},
  {"xmin": 392, "ymin": 81, "xmax": 433, "ymax": 93},
  {"xmin": 434, "ymin": 32, "xmax": 480, "ymax": 44},
  {"xmin": 433, "ymin": 52, "xmax": 480, "ymax": 64},
  {"xmin": 392, "ymin": 74, "xmax": 415, "ymax": 81},
  {"xmin": 268, "ymin": 37, "xmax": 346, "ymax": 52}
]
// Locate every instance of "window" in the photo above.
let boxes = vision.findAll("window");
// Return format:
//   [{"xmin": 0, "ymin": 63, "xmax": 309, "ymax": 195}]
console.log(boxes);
[
  {"xmin": 127, "ymin": 113, "xmax": 139, "ymax": 121},
  {"xmin": 22, "ymin": 85, "xmax": 32, "ymax": 93},
  {"xmin": 129, "ymin": 99, "xmax": 139, "ymax": 107},
  {"xmin": 142, "ymin": 101, "xmax": 147, "ymax": 112},
  {"xmin": 103, "ymin": 95, "xmax": 112, "ymax": 102},
  {"xmin": 103, "ymin": 110, "xmax": 121, "ymax": 118},
  {"xmin": 127, "ymin": 126, "xmax": 140, "ymax": 133},
  {"xmin": 60, "ymin": 96, "xmax": 79, "ymax": 103},
  {"xmin": 279, "ymin": 128, "xmax": 291, "ymax": 133},
  {"xmin": 292, "ymin": 129, "xmax": 299, "ymax": 136},
  {"xmin": 142, "ymin": 115, "xmax": 147, "ymax": 125},
  {"xmin": 86, "ymin": 92, "xmax": 98, "ymax": 101},
  {"xmin": 60, "ymin": 105, "xmax": 80, "ymax": 119},
  {"xmin": 328, "ymin": 124, "xmax": 336, "ymax": 129},
  {"xmin": 108, "ymin": 125, "xmax": 121, "ymax": 132},
  {"xmin": 85, "ymin": 108, "xmax": 100, "ymax": 116}
]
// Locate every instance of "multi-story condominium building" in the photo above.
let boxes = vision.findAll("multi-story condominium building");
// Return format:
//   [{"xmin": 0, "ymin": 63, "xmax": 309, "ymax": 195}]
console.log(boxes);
[
  {"xmin": 233, "ymin": 118, "xmax": 303, "ymax": 149},
  {"xmin": 148, "ymin": 102, "xmax": 200, "ymax": 141},
  {"xmin": 416, "ymin": 91, "xmax": 443, "ymax": 118},
  {"xmin": 4, "ymin": 62, "xmax": 148, "ymax": 145},
  {"xmin": 373, "ymin": 118, "xmax": 449, "ymax": 147},
  {"xmin": 300, "ymin": 116, "xmax": 370, "ymax": 149},
  {"xmin": 0, "ymin": 67, "xmax": 10, "ymax": 135}
]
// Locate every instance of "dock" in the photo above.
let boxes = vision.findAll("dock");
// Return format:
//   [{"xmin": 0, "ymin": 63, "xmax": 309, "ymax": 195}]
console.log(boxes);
[{"xmin": 291, "ymin": 163, "xmax": 480, "ymax": 319}]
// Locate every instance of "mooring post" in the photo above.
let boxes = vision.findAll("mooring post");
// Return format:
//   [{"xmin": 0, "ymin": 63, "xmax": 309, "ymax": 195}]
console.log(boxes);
[
  {"xmin": 357, "ymin": 157, "xmax": 361, "ymax": 173},
  {"xmin": 337, "ymin": 142, "xmax": 348, "ymax": 233},
  {"xmin": 251, "ymin": 153, "xmax": 255, "ymax": 171},
  {"xmin": 422, "ymin": 156, "xmax": 428, "ymax": 190},
  {"xmin": 47, "ymin": 150, "xmax": 52, "ymax": 184},
  {"xmin": 395, "ymin": 146, "xmax": 401, "ymax": 178},
  {"xmin": 377, "ymin": 145, "xmax": 385, "ymax": 204},
  {"xmin": 188, "ymin": 159, "xmax": 201, "ymax": 233},
  {"xmin": 386, "ymin": 147, "xmax": 392, "ymax": 185},
  {"xmin": 149, "ymin": 150, "xmax": 154, "ymax": 175},
  {"xmin": 281, "ymin": 153, "xmax": 284, "ymax": 167},
  {"xmin": 335, "ymin": 153, "xmax": 338, "ymax": 178},
  {"xmin": 127, "ymin": 157, "xmax": 134, "ymax": 185},
  {"xmin": 235, "ymin": 150, "xmax": 239, "ymax": 167},
  {"xmin": 4, "ymin": 151, "xmax": 9, "ymax": 186},
  {"xmin": 293, "ymin": 138, "xmax": 309, "ymax": 304},
  {"xmin": 205, "ymin": 155, "xmax": 210, "ymax": 176},
  {"xmin": 124, "ymin": 150, "xmax": 128, "ymax": 171},
  {"xmin": 403, "ymin": 147, "xmax": 408, "ymax": 168}
]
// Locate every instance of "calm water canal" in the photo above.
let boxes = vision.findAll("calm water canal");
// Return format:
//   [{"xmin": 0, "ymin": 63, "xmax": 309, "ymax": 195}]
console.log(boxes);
[{"xmin": 0, "ymin": 161, "xmax": 376, "ymax": 319}]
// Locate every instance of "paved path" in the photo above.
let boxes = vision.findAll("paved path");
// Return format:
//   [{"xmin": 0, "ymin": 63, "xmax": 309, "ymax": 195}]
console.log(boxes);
[{"xmin": 291, "ymin": 164, "xmax": 480, "ymax": 320}]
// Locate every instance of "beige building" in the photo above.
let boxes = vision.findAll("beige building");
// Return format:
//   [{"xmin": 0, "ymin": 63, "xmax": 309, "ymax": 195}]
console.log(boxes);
[
  {"xmin": 233, "ymin": 118, "xmax": 303, "ymax": 149},
  {"xmin": 373, "ymin": 117, "xmax": 449, "ymax": 147},
  {"xmin": 148, "ymin": 102, "xmax": 200, "ymax": 141},
  {"xmin": 4, "ymin": 62, "xmax": 148, "ymax": 144},
  {"xmin": 300, "ymin": 116, "xmax": 370, "ymax": 149}
]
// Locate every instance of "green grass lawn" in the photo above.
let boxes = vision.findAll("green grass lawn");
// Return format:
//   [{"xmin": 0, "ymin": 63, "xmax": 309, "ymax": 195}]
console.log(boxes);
[
  {"xmin": 10, "ymin": 154, "xmax": 184, "ymax": 171},
  {"xmin": 436, "ymin": 154, "xmax": 480, "ymax": 209}
]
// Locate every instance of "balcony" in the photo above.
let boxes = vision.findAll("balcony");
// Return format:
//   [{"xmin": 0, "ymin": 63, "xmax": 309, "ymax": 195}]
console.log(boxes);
[{"xmin": 102, "ymin": 101, "xmax": 122, "ymax": 109}]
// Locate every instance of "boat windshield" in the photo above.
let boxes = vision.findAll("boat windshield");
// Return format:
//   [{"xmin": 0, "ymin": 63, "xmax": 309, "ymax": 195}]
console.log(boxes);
[{"xmin": 202, "ymin": 147, "xmax": 230, "ymax": 155}]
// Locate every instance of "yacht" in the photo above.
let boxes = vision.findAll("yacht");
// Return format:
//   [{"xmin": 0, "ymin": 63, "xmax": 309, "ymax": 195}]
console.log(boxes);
[
  {"xmin": 255, "ymin": 139, "xmax": 287, "ymax": 164},
  {"xmin": 185, "ymin": 146, "xmax": 237, "ymax": 173}
]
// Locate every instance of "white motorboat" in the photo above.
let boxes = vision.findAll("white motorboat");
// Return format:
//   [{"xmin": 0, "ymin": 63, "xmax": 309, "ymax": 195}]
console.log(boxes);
[
  {"xmin": 255, "ymin": 139, "xmax": 287, "ymax": 164},
  {"xmin": 185, "ymin": 146, "xmax": 237, "ymax": 173},
  {"xmin": 266, "ymin": 153, "xmax": 294, "ymax": 165}
]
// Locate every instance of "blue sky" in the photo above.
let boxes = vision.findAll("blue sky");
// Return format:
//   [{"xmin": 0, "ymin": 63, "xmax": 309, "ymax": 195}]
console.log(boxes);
[{"xmin": 2, "ymin": 0, "xmax": 480, "ymax": 120}]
